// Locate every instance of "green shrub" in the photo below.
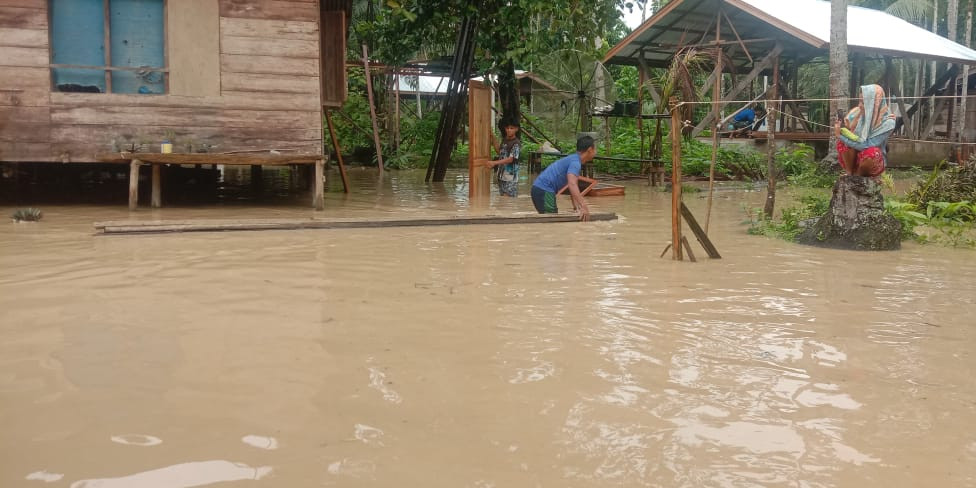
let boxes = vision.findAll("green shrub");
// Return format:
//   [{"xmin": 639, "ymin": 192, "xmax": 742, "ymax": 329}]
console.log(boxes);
[{"xmin": 746, "ymin": 193, "xmax": 829, "ymax": 241}]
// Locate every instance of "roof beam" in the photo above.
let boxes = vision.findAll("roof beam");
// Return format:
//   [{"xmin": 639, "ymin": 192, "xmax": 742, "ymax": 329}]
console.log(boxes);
[{"xmin": 693, "ymin": 42, "xmax": 784, "ymax": 137}]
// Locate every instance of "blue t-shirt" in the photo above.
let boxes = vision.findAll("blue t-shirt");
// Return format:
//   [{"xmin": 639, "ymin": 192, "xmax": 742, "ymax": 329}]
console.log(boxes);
[
  {"xmin": 734, "ymin": 108, "xmax": 756, "ymax": 123},
  {"xmin": 533, "ymin": 153, "xmax": 582, "ymax": 193}
]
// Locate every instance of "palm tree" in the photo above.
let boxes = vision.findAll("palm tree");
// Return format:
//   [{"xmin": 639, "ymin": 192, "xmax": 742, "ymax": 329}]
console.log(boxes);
[{"xmin": 829, "ymin": 0, "xmax": 850, "ymax": 163}]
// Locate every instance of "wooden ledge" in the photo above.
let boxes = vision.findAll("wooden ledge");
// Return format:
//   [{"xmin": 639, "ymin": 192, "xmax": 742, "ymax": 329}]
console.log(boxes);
[
  {"xmin": 94, "ymin": 213, "xmax": 619, "ymax": 235},
  {"xmin": 96, "ymin": 152, "xmax": 324, "ymax": 165}
]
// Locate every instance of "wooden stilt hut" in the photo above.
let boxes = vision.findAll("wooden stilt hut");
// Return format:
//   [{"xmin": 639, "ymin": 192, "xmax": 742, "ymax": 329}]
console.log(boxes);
[{"xmin": 0, "ymin": 0, "xmax": 351, "ymax": 209}]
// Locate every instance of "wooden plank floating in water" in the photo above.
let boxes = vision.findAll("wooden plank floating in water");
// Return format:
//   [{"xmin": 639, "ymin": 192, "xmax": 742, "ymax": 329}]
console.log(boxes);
[{"xmin": 94, "ymin": 213, "xmax": 619, "ymax": 235}]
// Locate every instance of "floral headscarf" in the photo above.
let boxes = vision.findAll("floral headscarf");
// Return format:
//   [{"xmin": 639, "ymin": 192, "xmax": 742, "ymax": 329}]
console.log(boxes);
[{"xmin": 843, "ymin": 84, "xmax": 897, "ymax": 141}]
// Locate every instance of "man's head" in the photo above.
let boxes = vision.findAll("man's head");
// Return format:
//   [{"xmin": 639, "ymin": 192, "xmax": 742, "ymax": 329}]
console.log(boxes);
[{"xmin": 576, "ymin": 135, "xmax": 596, "ymax": 163}]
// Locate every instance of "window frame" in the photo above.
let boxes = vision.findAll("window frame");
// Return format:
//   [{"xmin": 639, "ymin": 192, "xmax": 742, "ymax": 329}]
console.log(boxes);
[{"xmin": 48, "ymin": 0, "xmax": 169, "ymax": 94}]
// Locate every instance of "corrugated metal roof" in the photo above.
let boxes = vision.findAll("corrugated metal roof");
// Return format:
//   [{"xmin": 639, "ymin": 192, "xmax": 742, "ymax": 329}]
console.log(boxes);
[
  {"xmin": 604, "ymin": 0, "xmax": 976, "ymax": 67},
  {"xmin": 735, "ymin": 0, "xmax": 976, "ymax": 62},
  {"xmin": 397, "ymin": 71, "xmax": 560, "ymax": 95}
]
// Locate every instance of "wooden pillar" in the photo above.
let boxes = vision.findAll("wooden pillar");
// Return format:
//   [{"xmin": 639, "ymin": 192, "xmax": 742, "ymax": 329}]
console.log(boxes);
[
  {"xmin": 362, "ymin": 43, "xmax": 385, "ymax": 173},
  {"xmin": 670, "ymin": 97, "xmax": 683, "ymax": 261},
  {"xmin": 638, "ymin": 53, "xmax": 648, "ymax": 160},
  {"xmin": 128, "ymin": 159, "xmax": 141, "ymax": 210},
  {"xmin": 313, "ymin": 159, "xmax": 325, "ymax": 210},
  {"xmin": 763, "ymin": 54, "xmax": 780, "ymax": 219},
  {"xmin": 325, "ymin": 109, "xmax": 351, "ymax": 193},
  {"xmin": 251, "ymin": 165, "xmax": 263, "ymax": 189},
  {"xmin": 706, "ymin": 14, "xmax": 722, "ymax": 233},
  {"xmin": 151, "ymin": 163, "xmax": 161, "ymax": 208}
]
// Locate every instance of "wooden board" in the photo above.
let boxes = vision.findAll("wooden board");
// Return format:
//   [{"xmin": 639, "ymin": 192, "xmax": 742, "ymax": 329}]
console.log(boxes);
[
  {"xmin": 588, "ymin": 183, "xmax": 626, "ymax": 196},
  {"xmin": 0, "ymin": 5, "xmax": 48, "ymax": 29},
  {"xmin": 468, "ymin": 79, "xmax": 492, "ymax": 199},
  {"xmin": 168, "ymin": 0, "xmax": 220, "ymax": 97},
  {"xmin": 220, "ymin": 17, "xmax": 318, "ymax": 40},
  {"xmin": 96, "ymin": 152, "xmax": 322, "ymax": 165},
  {"xmin": 319, "ymin": 9, "xmax": 346, "ymax": 107},
  {"xmin": 219, "ymin": 0, "xmax": 319, "ymax": 22},
  {"xmin": 557, "ymin": 177, "xmax": 625, "ymax": 197},
  {"xmin": 221, "ymin": 54, "xmax": 320, "ymax": 76},
  {"xmin": 220, "ymin": 72, "xmax": 320, "ymax": 94},
  {"xmin": 94, "ymin": 213, "xmax": 620, "ymax": 235}
]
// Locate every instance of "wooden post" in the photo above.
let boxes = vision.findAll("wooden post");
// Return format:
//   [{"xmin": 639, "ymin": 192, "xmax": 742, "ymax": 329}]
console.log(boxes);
[
  {"xmin": 706, "ymin": 13, "xmax": 722, "ymax": 233},
  {"xmin": 325, "ymin": 109, "xmax": 351, "ymax": 193},
  {"xmin": 151, "ymin": 163, "xmax": 161, "ymax": 208},
  {"xmin": 638, "ymin": 53, "xmax": 647, "ymax": 160},
  {"xmin": 394, "ymin": 68, "xmax": 401, "ymax": 151},
  {"xmin": 763, "ymin": 53, "xmax": 780, "ymax": 219},
  {"xmin": 362, "ymin": 43, "xmax": 384, "ymax": 173},
  {"xmin": 670, "ymin": 97, "xmax": 683, "ymax": 261},
  {"xmin": 313, "ymin": 158, "xmax": 325, "ymax": 210},
  {"xmin": 128, "ymin": 159, "xmax": 141, "ymax": 210}
]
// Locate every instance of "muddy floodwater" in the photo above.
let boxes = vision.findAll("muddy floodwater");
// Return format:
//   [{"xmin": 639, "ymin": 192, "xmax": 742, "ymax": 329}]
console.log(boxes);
[{"xmin": 1, "ymin": 168, "xmax": 975, "ymax": 487}]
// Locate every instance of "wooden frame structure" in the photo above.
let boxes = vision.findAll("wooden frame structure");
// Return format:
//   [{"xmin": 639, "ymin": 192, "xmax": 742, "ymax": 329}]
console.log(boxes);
[
  {"xmin": 97, "ymin": 152, "xmax": 327, "ymax": 210},
  {"xmin": 2, "ymin": 0, "xmax": 349, "ymax": 209},
  {"xmin": 604, "ymin": 0, "xmax": 976, "ymax": 260}
]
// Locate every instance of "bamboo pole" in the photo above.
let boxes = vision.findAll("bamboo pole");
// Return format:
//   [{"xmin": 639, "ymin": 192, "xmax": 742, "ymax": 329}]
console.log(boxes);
[
  {"xmin": 324, "ymin": 109, "xmax": 350, "ymax": 193},
  {"xmin": 706, "ymin": 11, "xmax": 722, "ymax": 233},
  {"xmin": 763, "ymin": 54, "xmax": 780, "ymax": 219},
  {"xmin": 362, "ymin": 44, "xmax": 385, "ymax": 173},
  {"xmin": 394, "ymin": 68, "xmax": 401, "ymax": 151},
  {"xmin": 670, "ymin": 97, "xmax": 683, "ymax": 261}
]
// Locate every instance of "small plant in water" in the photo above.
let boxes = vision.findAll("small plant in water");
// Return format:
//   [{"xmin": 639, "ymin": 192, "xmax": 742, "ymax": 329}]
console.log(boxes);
[{"xmin": 12, "ymin": 208, "xmax": 42, "ymax": 223}]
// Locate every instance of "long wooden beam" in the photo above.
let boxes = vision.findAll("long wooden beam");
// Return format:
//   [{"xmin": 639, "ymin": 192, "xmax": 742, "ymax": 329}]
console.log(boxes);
[
  {"xmin": 98, "ymin": 153, "xmax": 322, "ymax": 165},
  {"xmin": 94, "ymin": 213, "xmax": 620, "ymax": 235},
  {"xmin": 693, "ymin": 43, "xmax": 783, "ymax": 137}
]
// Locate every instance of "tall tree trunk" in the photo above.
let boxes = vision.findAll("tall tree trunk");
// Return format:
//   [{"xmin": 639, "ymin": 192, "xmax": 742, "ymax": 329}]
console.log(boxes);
[
  {"xmin": 949, "ymin": 0, "xmax": 960, "ymax": 142},
  {"xmin": 425, "ymin": 14, "xmax": 478, "ymax": 183},
  {"xmin": 929, "ymin": 0, "xmax": 939, "ymax": 132},
  {"xmin": 497, "ymin": 60, "xmax": 519, "ymax": 129},
  {"xmin": 958, "ymin": 1, "xmax": 973, "ymax": 150},
  {"xmin": 827, "ymin": 0, "xmax": 850, "ymax": 164}
]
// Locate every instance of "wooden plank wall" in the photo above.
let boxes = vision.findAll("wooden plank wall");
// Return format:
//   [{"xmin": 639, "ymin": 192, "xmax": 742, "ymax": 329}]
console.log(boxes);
[
  {"xmin": 0, "ymin": 0, "xmax": 52, "ymax": 161},
  {"xmin": 0, "ymin": 0, "xmax": 324, "ymax": 162}
]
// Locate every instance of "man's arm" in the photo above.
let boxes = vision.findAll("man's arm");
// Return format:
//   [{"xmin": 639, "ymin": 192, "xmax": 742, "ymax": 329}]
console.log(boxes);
[{"xmin": 565, "ymin": 173, "xmax": 590, "ymax": 221}]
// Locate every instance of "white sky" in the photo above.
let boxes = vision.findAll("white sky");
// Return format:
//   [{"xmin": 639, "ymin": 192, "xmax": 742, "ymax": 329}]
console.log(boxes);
[{"xmin": 620, "ymin": 4, "xmax": 649, "ymax": 30}]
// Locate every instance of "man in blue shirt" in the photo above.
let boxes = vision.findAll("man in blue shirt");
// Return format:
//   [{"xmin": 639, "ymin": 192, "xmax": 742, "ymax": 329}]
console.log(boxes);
[
  {"xmin": 531, "ymin": 135, "xmax": 596, "ymax": 221},
  {"xmin": 732, "ymin": 104, "xmax": 765, "ymax": 131}
]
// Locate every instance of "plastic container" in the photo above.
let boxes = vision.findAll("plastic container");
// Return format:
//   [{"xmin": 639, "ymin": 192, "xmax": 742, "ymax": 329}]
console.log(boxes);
[{"xmin": 161, "ymin": 140, "xmax": 172, "ymax": 153}]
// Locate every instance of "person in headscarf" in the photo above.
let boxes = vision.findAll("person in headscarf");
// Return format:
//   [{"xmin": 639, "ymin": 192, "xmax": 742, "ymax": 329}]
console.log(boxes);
[{"xmin": 834, "ymin": 84, "xmax": 897, "ymax": 177}]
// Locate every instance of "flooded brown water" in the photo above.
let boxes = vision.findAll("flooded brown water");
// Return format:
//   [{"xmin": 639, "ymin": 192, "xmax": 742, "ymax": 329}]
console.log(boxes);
[{"xmin": 2, "ymin": 169, "xmax": 975, "ymax": 487}]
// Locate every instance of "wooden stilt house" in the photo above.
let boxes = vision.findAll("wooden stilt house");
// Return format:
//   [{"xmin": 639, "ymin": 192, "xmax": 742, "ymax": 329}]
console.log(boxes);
[{"xmin": 0, "ymin": 0, "xmax": 348, "ymax": 163}]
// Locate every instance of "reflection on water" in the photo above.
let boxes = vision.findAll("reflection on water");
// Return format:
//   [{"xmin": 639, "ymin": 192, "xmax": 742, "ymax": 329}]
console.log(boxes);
[
  {"xmin": 2, "ymin": 170, "xmax": 975, "ymax": 487},
  {"xmin": 69, "ymin": 461, "xmax": 271, "ymax": 488}
]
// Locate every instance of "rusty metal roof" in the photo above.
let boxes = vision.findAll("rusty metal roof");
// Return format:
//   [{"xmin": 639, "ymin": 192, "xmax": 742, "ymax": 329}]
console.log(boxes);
[{"xmin": 604, "ymin": 0, "xmax": 976, "ymax": 68}]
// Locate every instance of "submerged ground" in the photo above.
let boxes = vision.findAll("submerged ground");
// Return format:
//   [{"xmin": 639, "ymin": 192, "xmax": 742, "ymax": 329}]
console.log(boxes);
[{"xmin": 1, "ymin": 169, "xmax": 974, "ymax": 487}]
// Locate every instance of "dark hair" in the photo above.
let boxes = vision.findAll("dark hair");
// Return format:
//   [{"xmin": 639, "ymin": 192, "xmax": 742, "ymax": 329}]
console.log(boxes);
[
  {"xmin": 576, "ymin": 135, "xmax": 595, "ymax": 152},
  {"xmin": 498, "ymin": 118, "xmax": 520, "ymax": 132}
]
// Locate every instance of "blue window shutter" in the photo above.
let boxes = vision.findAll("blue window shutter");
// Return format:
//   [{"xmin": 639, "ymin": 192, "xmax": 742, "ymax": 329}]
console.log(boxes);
[
  {"xmin": 110, "ymin": 0, "xmax": 165, "ymax": 94},
  {"xmin": 50, "ymin": 0, "xmax": 106, "ymax": 93}
]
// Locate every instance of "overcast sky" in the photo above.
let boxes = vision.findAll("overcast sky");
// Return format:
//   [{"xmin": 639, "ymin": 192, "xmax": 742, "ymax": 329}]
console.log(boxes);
[{"xmin": 620, "ymin": 4, "xmax": 648, "ymax": 30}]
